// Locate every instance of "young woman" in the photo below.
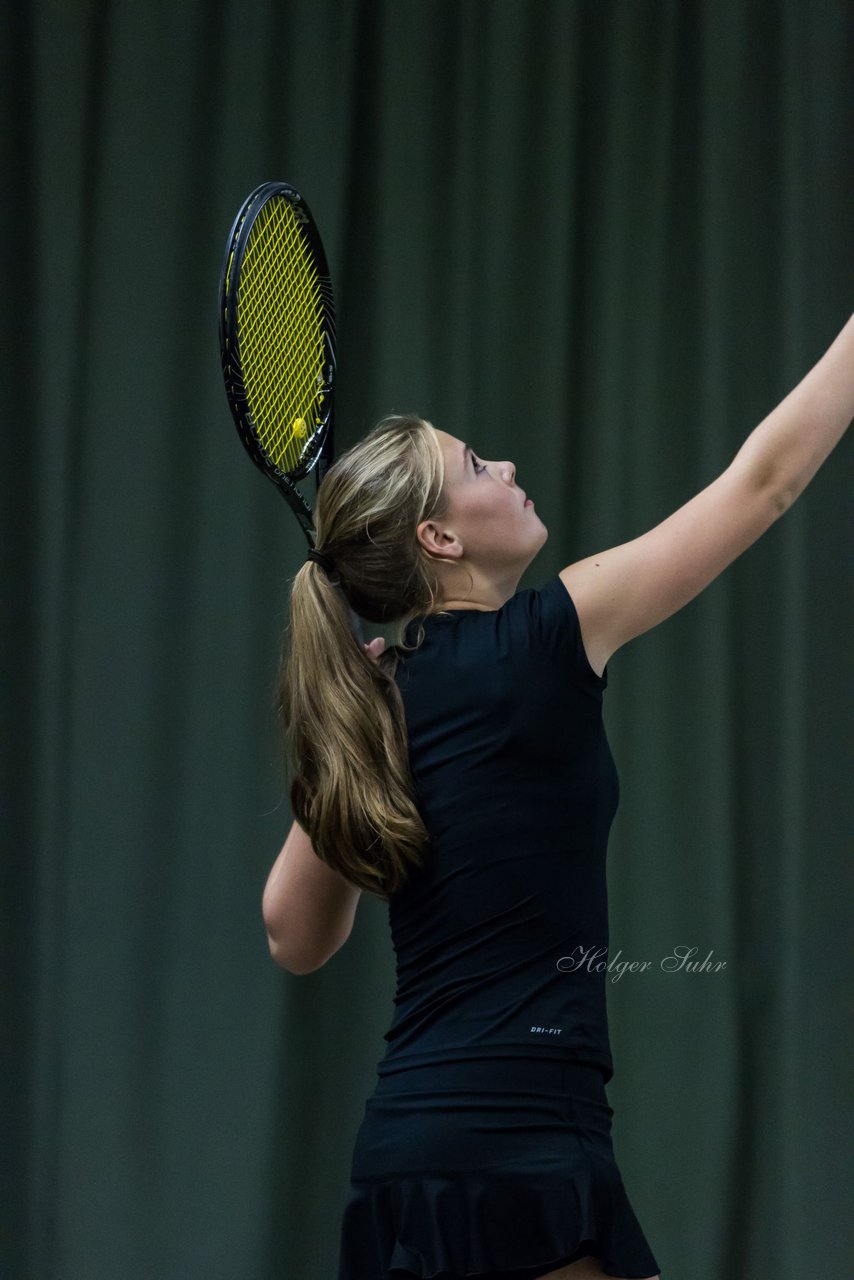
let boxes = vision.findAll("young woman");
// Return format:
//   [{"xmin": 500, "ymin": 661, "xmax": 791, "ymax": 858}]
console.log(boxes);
[{"xmin": 262, "ymin": 314, "xmax": 853, "ymax": 1280}]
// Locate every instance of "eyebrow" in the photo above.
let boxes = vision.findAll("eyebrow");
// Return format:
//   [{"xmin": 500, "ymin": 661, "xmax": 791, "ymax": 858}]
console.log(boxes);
[{"xmin": 461, "ymin": 442, "xmax": 471, "ymax": 475}]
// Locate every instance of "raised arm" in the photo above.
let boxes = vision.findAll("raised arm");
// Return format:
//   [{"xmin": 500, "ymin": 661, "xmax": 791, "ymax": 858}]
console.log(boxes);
[{"xmin": 560, "ymin": 314, "xmax": 854, "ymax": 678}]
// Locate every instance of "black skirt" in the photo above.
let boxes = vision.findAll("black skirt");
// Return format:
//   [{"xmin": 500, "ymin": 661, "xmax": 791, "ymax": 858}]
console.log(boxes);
[{"xmin": 337, "ymin": 1056, "xmax": 662, "ymax": 1279}]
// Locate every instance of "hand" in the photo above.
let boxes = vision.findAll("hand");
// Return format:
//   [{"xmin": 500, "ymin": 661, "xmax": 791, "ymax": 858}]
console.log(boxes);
[{"xmin": 362, "ymin": 637, "xmax": 387, "ymax": 663}]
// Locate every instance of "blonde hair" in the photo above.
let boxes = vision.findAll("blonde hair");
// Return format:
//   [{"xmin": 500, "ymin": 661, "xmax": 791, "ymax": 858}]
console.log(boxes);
[{"xmin": 276, "ymin": 414, "xmax": 450, "ymax": 900}]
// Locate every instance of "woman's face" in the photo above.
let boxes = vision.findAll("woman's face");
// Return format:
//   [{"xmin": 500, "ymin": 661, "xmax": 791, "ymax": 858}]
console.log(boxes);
[{"xmin": 416, "ymin": 429, "xmax": 548, "ymax": 602}]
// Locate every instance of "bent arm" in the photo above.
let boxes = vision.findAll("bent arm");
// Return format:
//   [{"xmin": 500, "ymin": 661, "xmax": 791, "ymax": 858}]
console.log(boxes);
[
  {"xmin": 561, "ymin": 313, "xmax": 854, "ymax": 673},
  {"xmin": 262, "ymin": 819, "xmax": 362, "ymax": 974}
]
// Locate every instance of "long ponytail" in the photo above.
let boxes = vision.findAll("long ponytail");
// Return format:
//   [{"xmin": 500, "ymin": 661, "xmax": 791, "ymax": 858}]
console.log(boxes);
[{"xmin": 275, "ymin": 415, "xmax": 448, "ymax": 900}]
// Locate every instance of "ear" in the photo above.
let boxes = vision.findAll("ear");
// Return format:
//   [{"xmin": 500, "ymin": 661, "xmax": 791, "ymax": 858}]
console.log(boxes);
[{"xmin": 415, "ymin": 518, "xmax": 464, "ymax": 562}]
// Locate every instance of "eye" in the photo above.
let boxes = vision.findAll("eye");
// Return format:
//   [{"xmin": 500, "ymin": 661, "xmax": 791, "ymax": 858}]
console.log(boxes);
[{"xmin": 472, "ymin": 455, "xmax": 486, "ymax": 474}]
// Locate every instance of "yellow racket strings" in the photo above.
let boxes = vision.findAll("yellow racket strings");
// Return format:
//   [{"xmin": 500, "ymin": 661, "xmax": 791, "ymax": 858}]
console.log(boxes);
[{"xmin": 238, "ymin": 199, "xmax": 327, "ymax": 472}]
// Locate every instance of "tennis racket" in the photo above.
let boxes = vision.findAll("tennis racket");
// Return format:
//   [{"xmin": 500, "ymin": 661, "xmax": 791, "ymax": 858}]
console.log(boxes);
[
  {"xmin": 219, "ymin": 180, "xmax": 364, "ymax": 642},
  {"xmin": 219, "ymin": 180, "xmax": 336, "ymax": 542}
]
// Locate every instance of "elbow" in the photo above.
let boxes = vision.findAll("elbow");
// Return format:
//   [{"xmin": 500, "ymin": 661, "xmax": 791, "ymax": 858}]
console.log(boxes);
[
  {"xmin": 735, "ymin": 447, "xmax": 800, "ymax": 519},
  {"xmin": 771, "ymin": 481, "xmax": 797, "ymax": 516},
  {"xmin": 264, "ymin": 927, "xmax": 328, "ymax": 975},
  {"xmin": 262, "ymin": 895, "xmax": 301, "ymax": 972},
  {"xmin": 763, "ymin": 481, "xmax": 797, "ymax": 522},
  {"xmin": 732, "ymin": 453, "xmax": 794, "ymax": 520}
]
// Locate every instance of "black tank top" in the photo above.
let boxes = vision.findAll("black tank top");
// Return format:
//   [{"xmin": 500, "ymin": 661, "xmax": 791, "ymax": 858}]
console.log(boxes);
[{"xmin": 376, "ymin": 575, "xmax": 620, "ymax": 1083}]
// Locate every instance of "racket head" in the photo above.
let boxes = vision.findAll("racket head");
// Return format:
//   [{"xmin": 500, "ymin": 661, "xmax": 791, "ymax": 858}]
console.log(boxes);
[{"xmin": 219, "ymin": 181, "xmax": 337, "ymax": 531}]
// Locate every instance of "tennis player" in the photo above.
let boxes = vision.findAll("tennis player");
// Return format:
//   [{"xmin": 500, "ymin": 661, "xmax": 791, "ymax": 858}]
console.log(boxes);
[{"xmin": 263, "ymin": 314, "xmax": 853, "ymax": 1280}]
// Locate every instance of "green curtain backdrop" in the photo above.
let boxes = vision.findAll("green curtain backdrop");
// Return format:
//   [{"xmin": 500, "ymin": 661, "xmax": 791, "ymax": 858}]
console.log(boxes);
[{"xmin": 3, "ymin": 2, "xmax": 851, "ymax": 1278}]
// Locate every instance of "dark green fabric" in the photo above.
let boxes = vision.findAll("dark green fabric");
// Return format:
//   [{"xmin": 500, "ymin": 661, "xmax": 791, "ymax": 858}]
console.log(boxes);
[{"xmin": 3, "ymin": 2, "xmax": 851, "ymax": 1277}]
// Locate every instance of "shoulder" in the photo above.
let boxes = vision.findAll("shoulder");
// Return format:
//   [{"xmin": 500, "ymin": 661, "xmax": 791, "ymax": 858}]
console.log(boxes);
[{"xmin": 501, "ymin": 575, "xmax": 610, "ymax": 690}]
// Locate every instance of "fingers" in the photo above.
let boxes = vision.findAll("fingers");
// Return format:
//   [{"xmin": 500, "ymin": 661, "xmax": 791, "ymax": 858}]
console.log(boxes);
[{"xmin": 362, "ymin": 637, "xmax": 387, "ymax": 663}]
